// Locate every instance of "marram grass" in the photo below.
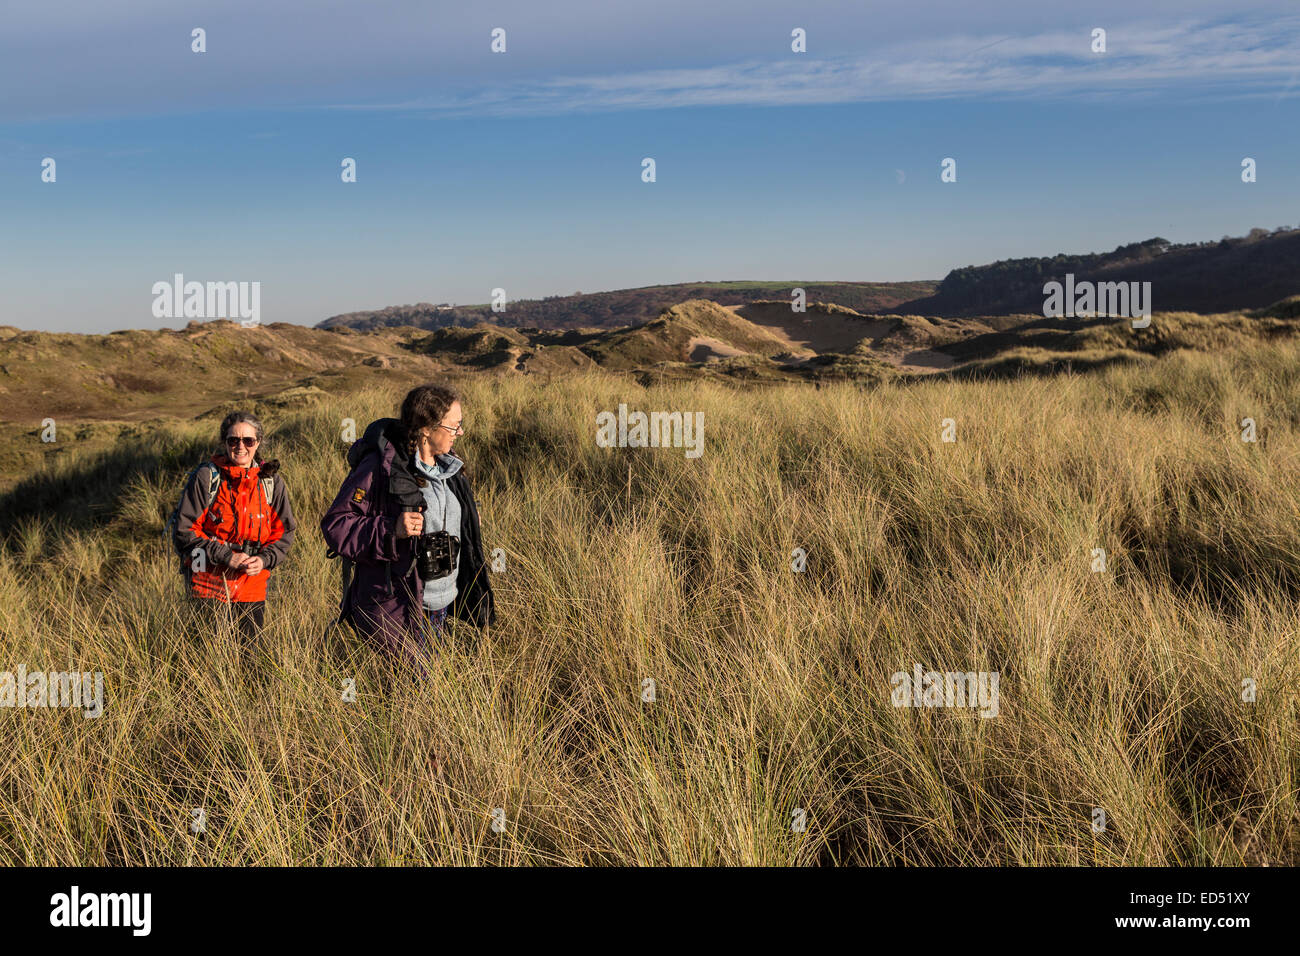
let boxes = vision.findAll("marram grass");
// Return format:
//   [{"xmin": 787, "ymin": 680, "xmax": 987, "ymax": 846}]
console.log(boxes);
[{"xmin": 1, "ymin": 344, "xmax": 1298, "ymax": 865}]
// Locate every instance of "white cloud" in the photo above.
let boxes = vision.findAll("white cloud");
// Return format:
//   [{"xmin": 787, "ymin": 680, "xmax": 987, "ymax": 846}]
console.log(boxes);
[
  {"xmin": 327, "ymin": 17, "xmax": 1300, "ymax": 117},
  {"xmin": 3, "ymin": 3, "xmax": 1295, "ymax": 121}
]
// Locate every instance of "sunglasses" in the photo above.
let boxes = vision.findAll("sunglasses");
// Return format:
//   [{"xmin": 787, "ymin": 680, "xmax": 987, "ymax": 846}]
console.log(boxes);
[{"xmin": 225, "ymin": 436, "xmax": 258, "ymax": 448}]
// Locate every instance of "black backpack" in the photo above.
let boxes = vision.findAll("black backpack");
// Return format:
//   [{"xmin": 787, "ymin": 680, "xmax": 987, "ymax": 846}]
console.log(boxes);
[
  {"xmin": 164, "ymin": 462, "xmax": 221, "ymax": 576},
  {"xmin": 324, "ymin": 418, "xmax": 412, "ymax": 634}
]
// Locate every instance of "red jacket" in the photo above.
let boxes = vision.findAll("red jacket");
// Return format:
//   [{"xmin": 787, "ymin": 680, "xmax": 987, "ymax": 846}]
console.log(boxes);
[{"xmin": 175, "ymin": 454, "xmax": 296, "ymax": 603}]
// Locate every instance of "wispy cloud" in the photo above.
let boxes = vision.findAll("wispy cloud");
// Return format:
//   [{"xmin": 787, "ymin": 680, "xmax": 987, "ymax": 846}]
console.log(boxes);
[{"xmin": 328, "ymin": 17, "xmax": 1300, "ymax": 118}]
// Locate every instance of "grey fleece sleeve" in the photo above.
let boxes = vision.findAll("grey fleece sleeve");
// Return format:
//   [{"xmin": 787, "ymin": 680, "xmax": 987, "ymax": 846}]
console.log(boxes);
[
  {"xmin": 173, "ymin": 464, "xmax": 235, "ymax": 567},
  {"xmin": 260, "ymin": 475, "xmax": 296, "ymax": 570}
]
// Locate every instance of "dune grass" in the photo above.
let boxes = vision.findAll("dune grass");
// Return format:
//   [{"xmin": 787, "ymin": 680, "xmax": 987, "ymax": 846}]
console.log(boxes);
[{"xmin": 0, "ymin": 338, "xmax": 1297, "ymax": 865}]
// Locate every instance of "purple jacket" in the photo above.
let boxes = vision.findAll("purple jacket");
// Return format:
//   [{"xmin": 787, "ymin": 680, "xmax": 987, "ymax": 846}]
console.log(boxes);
[{"xmin": 321, "ymin": 418, "xmax": 495, "ymax": 659}]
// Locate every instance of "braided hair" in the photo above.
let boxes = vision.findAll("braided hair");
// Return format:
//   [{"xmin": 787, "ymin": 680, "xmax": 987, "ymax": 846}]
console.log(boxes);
[{"xmin": 399, "ymin": 384, "xmax": 464, "ymax": 485}]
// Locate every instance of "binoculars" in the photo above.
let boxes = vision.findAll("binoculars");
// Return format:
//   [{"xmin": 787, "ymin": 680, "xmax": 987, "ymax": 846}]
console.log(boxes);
[
  {"xmin": 415, "ymin": 530, "xmax": 460, "ymax": 580},
  {"xmin": 403, "ymin": 507, "xmax": 459, "ymax": 579}
]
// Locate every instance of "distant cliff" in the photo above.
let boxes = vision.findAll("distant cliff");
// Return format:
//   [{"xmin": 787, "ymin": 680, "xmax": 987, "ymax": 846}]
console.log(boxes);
[
  {"xmin": 896, "ymin": 228, "xmax": 1300, "ymax": 316},
  {"xmin": 315, "ymin": 281, "xmax": 938, "ymax": 332}
]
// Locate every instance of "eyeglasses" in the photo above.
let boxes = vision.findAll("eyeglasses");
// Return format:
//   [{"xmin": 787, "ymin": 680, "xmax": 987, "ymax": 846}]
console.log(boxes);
[
  {"xmin": 225, "ymin": 436, "xmax": 258, "ymax": 448},
  {"xmin": 437, "ymin": 421, "xmax": 465, "ymax": 436}
]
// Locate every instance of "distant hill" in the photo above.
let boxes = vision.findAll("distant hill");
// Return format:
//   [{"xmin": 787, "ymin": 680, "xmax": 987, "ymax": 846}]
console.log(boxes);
[
  {"xmin": 7, "ymin": 292, "xmax": 1300, "ymax": 441},
  {"xmin": 11, "ymin": 290, "xmax": 1300, "ymax": 495},
  {"xmin": 316, "ymin": 228, "xmax": 1300, "ymax": 333},
  {"xmin": 0, "ymin": 320, "xmax": 444, "ymax": 425},
  {"xmin": 400, "ymin": 298, "xmax": 975, "ymax": 382},
  {"xmin": 315, "ymin": 281, "xmax": 938, "ymax": 332},
  {"xmin": 896, "ymin": 228, "xmax": 1300, "ymax": 317}
]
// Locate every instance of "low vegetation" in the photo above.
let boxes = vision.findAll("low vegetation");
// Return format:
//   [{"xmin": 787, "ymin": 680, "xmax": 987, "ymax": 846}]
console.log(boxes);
[{"xmin": 1, "ymin": 325, "xmax": 1297, "ymax": 864}]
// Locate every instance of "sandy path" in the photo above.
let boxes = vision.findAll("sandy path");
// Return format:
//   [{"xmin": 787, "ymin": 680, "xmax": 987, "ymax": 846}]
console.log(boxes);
[{"xmin": 505, "ymin": 346, "xmax": 527, "ymax": 372}]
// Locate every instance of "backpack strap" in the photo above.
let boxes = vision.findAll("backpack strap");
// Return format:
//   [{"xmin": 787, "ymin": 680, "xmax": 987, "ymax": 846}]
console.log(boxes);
[
  {"xmin": 173, "ymin": 462, "xmax": 222, "ymax": 584},
  {"xmin": 340, "ymin": 555, "xmax": 354, "ymax": 599},
  {"xmin": 168, "ymin": 462, "xmax": 220, "ymax": 554},
  {"xmin": 201, "ymin": 463, "xmax": 221, "ymax": 508},
  {"xmin": 323, "ymin": 546, "xmax": 356, "ymax": 637}
]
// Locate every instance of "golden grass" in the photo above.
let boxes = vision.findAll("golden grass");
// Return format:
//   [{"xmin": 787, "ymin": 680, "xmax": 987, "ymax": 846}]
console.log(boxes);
[{"xmin": 1, "ymin": 339, "xmax": 1298, "ymax": 865}]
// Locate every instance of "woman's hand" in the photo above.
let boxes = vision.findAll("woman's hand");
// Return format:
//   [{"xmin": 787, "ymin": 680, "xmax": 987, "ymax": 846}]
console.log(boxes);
[
  {"xmin": 395, "ymin": 512, "xmax": 424, "ymax": 539},
  {"xmin": 227, "ymin": 550, "xmax": 249, "ymax": 571},
  {"xmin": 241, "ymin": 556, "xmax": 266, "ymax": 575}
]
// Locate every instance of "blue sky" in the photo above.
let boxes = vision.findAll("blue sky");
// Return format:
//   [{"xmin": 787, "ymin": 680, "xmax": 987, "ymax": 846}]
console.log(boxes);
[{"xmin": 2, "ymin": 0, "xmax": 1298, "ymax": 333}]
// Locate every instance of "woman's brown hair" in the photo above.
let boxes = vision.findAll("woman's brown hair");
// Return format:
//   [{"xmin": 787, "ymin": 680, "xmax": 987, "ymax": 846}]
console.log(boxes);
[{"xmin": 399, "ymin": 384, "xmax": 463, "ymax": 479}]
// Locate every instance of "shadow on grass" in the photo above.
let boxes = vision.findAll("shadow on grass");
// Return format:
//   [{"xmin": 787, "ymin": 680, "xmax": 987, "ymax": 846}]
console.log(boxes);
[{"xmin": 0, "ymin": 433, "xmax": 214, "ymax": 541}]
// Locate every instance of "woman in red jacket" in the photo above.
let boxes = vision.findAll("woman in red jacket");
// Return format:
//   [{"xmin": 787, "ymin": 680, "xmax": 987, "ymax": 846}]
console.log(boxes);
[{"xmin": 174, "ymin": 411, "xmax": 296, "ymax": 639}]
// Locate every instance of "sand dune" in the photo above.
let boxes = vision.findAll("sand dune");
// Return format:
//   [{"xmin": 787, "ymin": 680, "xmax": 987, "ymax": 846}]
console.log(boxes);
[
  {"xmin": 728, "ymin": 302, "xmax": 960, "ymax": 373},
  {"xmin": 895, "ymin": 348, "xmax": 955, "ymax": 370},
  {"xmin": 730, "ymin": 302, "xmax": 894, "ymax": 353},
  {"xmin": 687, "ymin": 336, "xmax": 748, "ymax": 362}
]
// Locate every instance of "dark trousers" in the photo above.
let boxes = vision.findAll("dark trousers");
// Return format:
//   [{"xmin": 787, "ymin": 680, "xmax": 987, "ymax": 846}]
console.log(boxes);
[{"xmin": 190, "ymin": 598, "xmax": 265, "ymax": 641}]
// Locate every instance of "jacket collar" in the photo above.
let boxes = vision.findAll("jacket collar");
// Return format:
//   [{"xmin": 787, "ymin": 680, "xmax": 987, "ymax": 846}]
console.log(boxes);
[
  {"xmin": 415, "ymin": 448, "xmax": 463, "ymax": 481},
  {"xmin": 212, "ymin": 452, "xmax": 260, "ymax": 480}
]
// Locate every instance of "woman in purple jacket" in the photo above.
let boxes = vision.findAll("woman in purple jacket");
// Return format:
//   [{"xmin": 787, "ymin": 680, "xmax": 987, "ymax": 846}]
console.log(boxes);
[{"xmin": 321, "ymin": 384, "xmax": 496, "ymax": 663}]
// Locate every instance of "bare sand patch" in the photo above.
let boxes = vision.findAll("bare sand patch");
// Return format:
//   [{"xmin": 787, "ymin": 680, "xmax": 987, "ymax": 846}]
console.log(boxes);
[
  {"xmin": 688, "ymin": 336, "xmax": 749, "ymax": 362},
  {"xmin": 729, "ymin": 304, "xmax": 892, "ymax": 353}
]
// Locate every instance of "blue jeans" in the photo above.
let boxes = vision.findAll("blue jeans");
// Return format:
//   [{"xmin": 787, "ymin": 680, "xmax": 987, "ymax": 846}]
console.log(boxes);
[{"xmin": 404, "ymin": 606, "xmax": 449, "ymax": 675}]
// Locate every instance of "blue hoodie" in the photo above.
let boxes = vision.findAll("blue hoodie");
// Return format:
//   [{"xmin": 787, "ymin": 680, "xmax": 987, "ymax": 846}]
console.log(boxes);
[{"xmin": 414, "ymin": 449, "xmax": 463, "ymax": 611}]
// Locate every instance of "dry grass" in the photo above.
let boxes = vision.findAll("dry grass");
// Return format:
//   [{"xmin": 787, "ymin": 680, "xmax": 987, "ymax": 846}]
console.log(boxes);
[{"xmin": 1, "ymin": 337, "xmax": 1298, "ymax": 865}]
